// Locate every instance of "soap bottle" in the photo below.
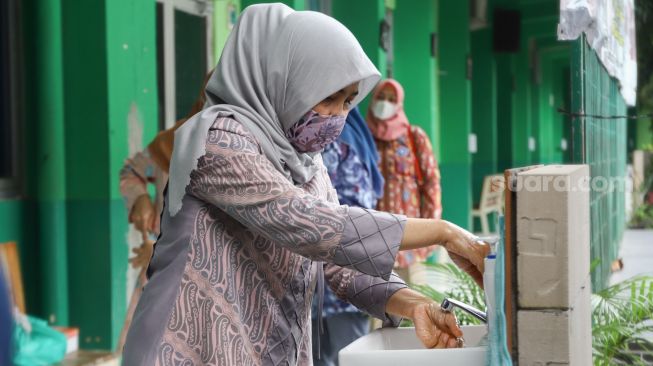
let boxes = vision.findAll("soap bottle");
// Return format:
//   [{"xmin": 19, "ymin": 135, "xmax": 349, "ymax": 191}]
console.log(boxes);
[{"xmin": 483, "ymin": 252, "xmax": 496, "ymax": 329}]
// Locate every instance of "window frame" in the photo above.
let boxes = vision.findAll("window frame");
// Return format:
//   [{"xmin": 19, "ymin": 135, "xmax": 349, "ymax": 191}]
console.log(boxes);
[{"xmin": 157, "ymin": 0, "xmax": 214, "ymax": 129}]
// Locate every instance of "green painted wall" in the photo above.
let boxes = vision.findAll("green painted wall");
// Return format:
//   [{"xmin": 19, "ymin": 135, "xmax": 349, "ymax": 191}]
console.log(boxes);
[
  {"xmin": 471, "ymin": 28, "xmax": 498, "ymax": 206},
  {"xmin": 333, "ymin": 0, "xmax": 386, "ymax": 113},
  {"xmin": 332, "ymin": 0, "xmax": 385, "ymax": 76},
  {"xmin": 496, "ymin": 54, "xmax": 514, "ymax": 173},
  {"xmin": 515, "ymin": 17, "xmax": 559, "ymax": 167},
  {"xmin": 438, "ymin": 0, "xmax": 472, "ymax": 229},
  {"xmin": 531, "ymin": 43, "xmax": 570, "ymax": 165},
  {"xmin": 60, "ymin": 0, "xmax": 157, "ymax": 349},
  {"xmin": 61, "ymin": 0, "xmax": 111, "ymax": 349},
  {"xmin": 22, "ymin": 0, "xmax": 69, "ymax": 325},
  {"xmin": 393, "ymin": 0, "xmax": 439, "ymax": 149},
  {"xmin": 214, "ymin": 0, "xmax": 240, "ymax": 60},
  {"xmin": 241, "ymin": 0, "xmax": 305, "ymax": 11},
  {"xmin": 106, "ymin": 0, "xmax": 158, "ymax": 348},
  {"xmin": 511, "ymin": 52, "xmax": 533, "ymax": 167}
]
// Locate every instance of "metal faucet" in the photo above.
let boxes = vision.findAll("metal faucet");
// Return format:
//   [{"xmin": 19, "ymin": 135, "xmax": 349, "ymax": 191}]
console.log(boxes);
[{"xmin": 440, "ymin": 298, "xmax": 487, "ymax": 323}]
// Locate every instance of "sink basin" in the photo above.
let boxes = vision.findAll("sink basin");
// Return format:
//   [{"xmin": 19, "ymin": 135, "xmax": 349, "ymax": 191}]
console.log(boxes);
[{"xmin": 339, "ymin": 325, "xmax": 487, "ymax": 366}]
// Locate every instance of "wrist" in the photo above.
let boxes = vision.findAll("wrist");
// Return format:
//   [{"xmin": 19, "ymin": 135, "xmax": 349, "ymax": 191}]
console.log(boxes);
[
  {"xmin": 386, "ymin": 288, "xmax": 433, "ymax": 320},
  {"xmin": 434, "ymin": 220, "xmax": 455, "ymax": 246}
]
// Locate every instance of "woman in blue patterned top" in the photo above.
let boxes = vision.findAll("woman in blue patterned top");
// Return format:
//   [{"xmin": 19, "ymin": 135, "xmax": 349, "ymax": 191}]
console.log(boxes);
[{"xmin": 312, "ymin": 106, "xmax": 385, "ymax": 365}]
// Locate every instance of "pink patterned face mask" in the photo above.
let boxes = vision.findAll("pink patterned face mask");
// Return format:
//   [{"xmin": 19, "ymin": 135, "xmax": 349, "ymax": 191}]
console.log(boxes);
[{"xmin": 286, "ymin": 110, "xmax": 347, "ymax": 153}]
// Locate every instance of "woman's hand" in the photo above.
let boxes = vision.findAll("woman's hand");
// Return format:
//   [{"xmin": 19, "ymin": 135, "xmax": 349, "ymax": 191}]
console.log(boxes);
[
  {"xmin": 413, "ymin": 302, "xmax": 463, "ymax": 349},
  {"xmin": 129, "ymin": 240, "xmax": 155, "ymax": 269},
  {"xmin": 386, "ymin": 288, "xmax": 463, "ymax": 349},
  {"xmin": 131, "ymin": 194, "xmax": 156, "ymax": 240},
  {"xmin": 439, "ymin": 221, "xmax": 489, "ymax": 288},
  {"xmin": 400, "ymin": 219, "xmax": 489, "ymax": 287}
]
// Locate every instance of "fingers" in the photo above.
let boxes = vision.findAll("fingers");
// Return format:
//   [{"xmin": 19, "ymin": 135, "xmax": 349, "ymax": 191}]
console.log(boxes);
[
  {"xmin": 132, "ymin": 195, "xmax": 155, "ymax": 234},
  {"xmin": 447, "ymin": 336, "xmax": 459, "ymax": 348},
  {"xmin": 129, "ymin": 242, "xmax": 154, "ymax": 269},
  {"xmin": 435, "ymin": 330, "xmax": 448, "ymax": 349},
  {"xmin": 444, "ymin": 311, "xmax": 463, "ymax": 338},
  {"xmin": 429, "ymin": 304, "xmax": 462, "ymax": 347},
  {"xmin": 415, "ymin": 303, "xmax": 466, "ymax": 349},
  {"xmin": 449, "ymin": 252, "xmax": 485, "ymax": 288},
  {"xmin": 129, "ymin": 255, "xmax": 145, "ymax": 269},
  {"xmin": 466, "ymin": 242, "xmax": 486, "ymax": 274},
  {"xmin": 447, "ymin": 240, "xmax": 485, "ymax": 275}
]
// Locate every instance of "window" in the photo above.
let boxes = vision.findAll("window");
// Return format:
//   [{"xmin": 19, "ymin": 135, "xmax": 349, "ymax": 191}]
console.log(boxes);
[
  {"xmin": 156, "ymin": 0, "xmax": 214, "ymax": 130},
  {"xmin": 0, "ymin": 0, "xmax": 20, "ymax": 197}
]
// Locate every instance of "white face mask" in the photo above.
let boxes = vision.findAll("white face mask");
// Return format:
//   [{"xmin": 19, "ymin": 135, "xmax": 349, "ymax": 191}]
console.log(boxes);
[{"xmin": 372, "ymin": 100, "xmax": 398, "ymax": 120}]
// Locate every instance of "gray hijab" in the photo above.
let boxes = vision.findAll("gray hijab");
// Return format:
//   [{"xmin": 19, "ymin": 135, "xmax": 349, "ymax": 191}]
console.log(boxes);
[{"xmin": 168, "ymin": 3, "xmax": 381, "ymax": 216}]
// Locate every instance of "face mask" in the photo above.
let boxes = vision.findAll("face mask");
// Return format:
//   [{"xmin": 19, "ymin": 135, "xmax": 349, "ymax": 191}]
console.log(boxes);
[
  {"xmin": 372, "ymin": 100, "xmax": 397, "ymax": 120},
  {"xmin": 286, "ymin": 110, "xmax": 347, "ymax": 153}
]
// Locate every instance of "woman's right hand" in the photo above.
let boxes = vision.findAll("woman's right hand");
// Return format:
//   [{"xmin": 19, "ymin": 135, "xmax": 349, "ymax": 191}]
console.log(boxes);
[
  {"xmin": 131, "ymin": 194, "xmax": 155, "ymax": 239},
  {"xmin": 439, "ymin": 221, "xmax": 489, "ymax": 287}
]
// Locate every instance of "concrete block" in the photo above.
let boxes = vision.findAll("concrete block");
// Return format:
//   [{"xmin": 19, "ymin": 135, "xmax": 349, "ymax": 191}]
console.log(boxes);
[
  {"xmin": 518, "ymin": 310, "xmax": 569, "ymax": 365},
  {"xmin": 515, "ymin": 165, "xmax": 590, "ymax": 309},
  {"xmin": 517, "ymin": 277, "xmax": 592, "ymax": 366},
  {"xmin": 569, "ymin": 278, "xmax": 592, "ymax": 366}
]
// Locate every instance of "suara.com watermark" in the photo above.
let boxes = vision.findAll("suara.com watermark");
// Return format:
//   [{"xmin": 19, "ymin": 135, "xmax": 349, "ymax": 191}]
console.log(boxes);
[{"xmin": 490, "ymin": 175, "xmax": 627, "ymax": 194}]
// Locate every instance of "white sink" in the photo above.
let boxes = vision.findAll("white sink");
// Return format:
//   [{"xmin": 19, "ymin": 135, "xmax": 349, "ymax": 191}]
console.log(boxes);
[{"xmin": 339, "ymin": 325, "xmax": 487, "ymax": 366}]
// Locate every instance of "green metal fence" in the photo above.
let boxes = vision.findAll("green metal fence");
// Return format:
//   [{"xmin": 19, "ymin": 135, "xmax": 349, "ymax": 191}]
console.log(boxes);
[{"xmin": 571, "ymin": 36, "xmax": 628, "ymax": 291}]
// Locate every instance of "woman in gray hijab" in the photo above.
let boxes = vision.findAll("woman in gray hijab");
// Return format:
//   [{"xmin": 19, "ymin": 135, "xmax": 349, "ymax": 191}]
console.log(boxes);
[{"xmin": 122, "ymin": 4, "xmax": 488, "ymax": 365}]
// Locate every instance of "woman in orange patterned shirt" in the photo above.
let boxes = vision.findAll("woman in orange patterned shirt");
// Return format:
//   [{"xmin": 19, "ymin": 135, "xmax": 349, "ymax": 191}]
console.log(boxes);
[{"xmin": 367, "ymin": 79, "xmax": 443, "ymax": 270}]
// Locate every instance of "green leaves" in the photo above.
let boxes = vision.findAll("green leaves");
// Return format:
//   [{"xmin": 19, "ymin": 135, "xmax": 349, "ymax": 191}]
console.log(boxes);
[
  {"xmin": 412, "ymin": 262, "xmax": 486, "ymax": 326},
  {"xmin": 592, "ymin": 276, "xmax": 653, "ymax": 365}
]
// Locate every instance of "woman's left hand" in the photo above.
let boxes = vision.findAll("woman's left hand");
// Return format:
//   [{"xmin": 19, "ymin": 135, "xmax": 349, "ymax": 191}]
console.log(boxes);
[
  {"xmin": 412, "ymin": 301, "xmax": 463, "ymax": 349},
  {"xmin": 386, "ymin": 288, "xmax": 463, "ymax": 349}
]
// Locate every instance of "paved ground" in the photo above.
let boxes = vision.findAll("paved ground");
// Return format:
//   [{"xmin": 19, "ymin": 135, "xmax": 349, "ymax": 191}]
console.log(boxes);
[{"xmin": 610, "ymin": 229, "xmax": 653, "ymax": 285}]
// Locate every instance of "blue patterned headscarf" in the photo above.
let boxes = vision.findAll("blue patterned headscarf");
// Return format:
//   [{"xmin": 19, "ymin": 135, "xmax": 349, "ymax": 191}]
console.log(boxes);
[{"xmin": 338, "ymin": 107, "xmax": 384, "ymax": 199}]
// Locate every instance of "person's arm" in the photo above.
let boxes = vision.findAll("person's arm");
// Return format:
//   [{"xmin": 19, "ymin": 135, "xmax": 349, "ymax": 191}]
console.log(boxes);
[
  {"xmin": 413, "ymin": 126, "xmax": 442, "ymax": 219},
  {"xmin": 188, "ymin": 125, "xmax": 407, "ymax": 280},
  {"xmin": 324, "ymin": 261, "xmax": 463, "ymax": 349},
  {"xmin": 401, "ymin": 218, "xmax": 487, "ymax": 286},
  {"xmin": 119, "ymin": 150, "xmax": 158, "ymax": 238},
  {"xmin": 188, "ymin": 122, "xmax": 487, "ymax": 282},
  {"xmin": 385, "ymin": 288, "xmax": 462, "ymax": 348},
  {"xmin": 324, "ymin": 217, "xmax": 487, "ymax": 324},
  {"xmin": 324, "ymin": 262, "xmax": 406, "ymax": 324}
]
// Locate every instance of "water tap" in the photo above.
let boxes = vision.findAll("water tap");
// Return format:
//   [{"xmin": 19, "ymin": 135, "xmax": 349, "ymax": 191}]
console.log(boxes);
[{"xmin": 440, "ymin": 297, "xmax": 488, "ymax": 324}]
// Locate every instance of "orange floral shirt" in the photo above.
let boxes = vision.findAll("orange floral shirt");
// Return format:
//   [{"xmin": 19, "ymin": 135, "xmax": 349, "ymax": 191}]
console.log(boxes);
[{"xmin": 375, "ymin": 125, "xmax": 442, "ymax": 268}]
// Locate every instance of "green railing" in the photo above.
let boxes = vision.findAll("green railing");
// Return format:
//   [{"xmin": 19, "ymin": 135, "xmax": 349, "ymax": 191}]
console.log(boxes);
[{"xmin": 571, "ymin": 36, "xmax": 628, "ymax": 290}]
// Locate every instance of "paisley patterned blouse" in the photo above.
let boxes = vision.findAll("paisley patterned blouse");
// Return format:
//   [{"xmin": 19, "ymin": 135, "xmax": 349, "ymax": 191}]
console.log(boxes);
[
  {"xmin": 122, "ymin": 117, "xmax": 408, "ymax": 366},
  {"xmin": 375, "ymin": 125, "xmax": 442, "ymax": 268},
  {"xmin": 318, "ymin": 141, "xmax": 381, "ymax": 316}
]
